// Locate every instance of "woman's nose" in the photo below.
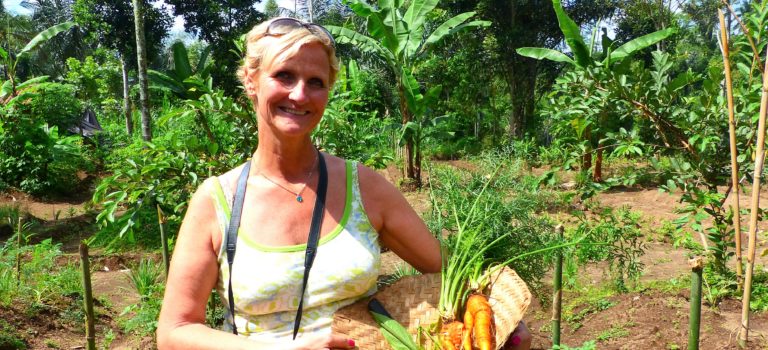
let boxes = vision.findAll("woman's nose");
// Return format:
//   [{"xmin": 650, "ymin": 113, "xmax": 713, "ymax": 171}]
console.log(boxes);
[{"xmin": 289, "ymin": 81, "xmax": 309, "ymax": 103}]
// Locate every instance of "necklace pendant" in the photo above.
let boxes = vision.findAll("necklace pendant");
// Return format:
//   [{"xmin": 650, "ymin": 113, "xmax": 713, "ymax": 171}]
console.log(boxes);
[{"xmin": 296, "ymin": 195, "xmax": 303, "ymax": 203}]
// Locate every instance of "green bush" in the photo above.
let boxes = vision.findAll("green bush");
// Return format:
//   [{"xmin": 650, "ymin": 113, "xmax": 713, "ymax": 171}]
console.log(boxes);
[
  {"xmin": 27, "ymin": 83, "xmax": 82, "ymax": 131},
  {"xmin": 313, "ymin": 92, "xmax": 394, "ymax": 169},
  {"xmin": 0, "ymin": 319, "xmax": 26, "ymax": 350},
  {"xmin": 0, "ymin": 83, "xmax": 90, "ymax": 196}
]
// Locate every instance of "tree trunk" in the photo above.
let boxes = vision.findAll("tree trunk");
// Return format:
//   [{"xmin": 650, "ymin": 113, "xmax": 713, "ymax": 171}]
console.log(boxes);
[
  {"xmin": 398, "ymin": 84, "xmax": 418, "ymax": 187},
  {"xmin": 133, "ymin": 0, "xmax": 152, "ymax": 142},
  {"xmin": 583, "ymin": 126, "xmax": 592, "ymax": 173},
  {"xmin": 120, "ymin": 55, "xmax": 133, "ymax": 136},
  {"xmin": 583, "ymin": 151, "xmax": 592, "ymax": 173},
  {"xmin": 505, "ymin": 59, "xmax": 538, "ymax": 138},
  {"xmin": 196, "ymin": 110, "xmax": 217, "ymax": 145},
  {"xmin": 593, "ymin": 147, "xmax": 603, "ymax": 182}
]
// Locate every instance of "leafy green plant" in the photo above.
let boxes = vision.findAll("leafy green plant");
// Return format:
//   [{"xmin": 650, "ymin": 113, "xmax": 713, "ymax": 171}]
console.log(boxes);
[
  {"xmin": 0, "ymin": 21, "xmax": 76, "ymax": 98},
  {"xmin": 552, "ymin": 340, "xmax": 597, "ymax": 350},
  {"xmin": 92, "ymin": 140, "xmax": 221, "ymax": 249},
  {"xmin": 0, "ymin": 319, "xmax": 26, "ymax": 350},
  {"xmin": 427, "ymin": 158, "xmax": 561, "ymax": 293},
  {"xmin": 126, "ymin": 258, "xmax": 163, "ymax": 300},
  {"xmin": 517, "ymin": 0, "xmax": 676, "ymax": 183},
  {"xmin": 65, "ymin": 55, "xmax": 122, "ymax": 114},
  {"xmin": 595, "ymin": 323, "xmax": 631, "ymax": 341},
  {"xmin": 148, "ymin": 42, "xmax": 220, "ymax": 145},
  {"xmin": 327, "ymin": 0, "xmax": 489, "ymax": 186},
  {"xmin": 119, "ymin": 291, "xmax": 162, "ymax": 336},
  {"xmin": 313, "ymin": 87, "xmax": 394, "ymax": 169},
  {"xmin": 567, "ymin": 206, "xmax": 645, "ymax": 292}
]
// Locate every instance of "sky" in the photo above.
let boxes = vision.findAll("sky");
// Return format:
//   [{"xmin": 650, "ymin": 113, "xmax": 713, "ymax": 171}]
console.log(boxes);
[
  {"xmin": 3, "ymin": 0, "xmax": 32, "ymax": 15},
  {"xmin": 3, "ymin": 0, "xmax": 302, "ymax": 44}
]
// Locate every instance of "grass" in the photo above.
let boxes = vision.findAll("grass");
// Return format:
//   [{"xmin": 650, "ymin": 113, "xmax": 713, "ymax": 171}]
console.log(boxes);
[
  {"xmin": 0, "ymin": 319, "xmax": 26, "ymax": 349},
  {"xmin": 595, "ymin": 322, "xmax": 632, "ymax": 341},
  {"xmin": 563, "ymin": 285, "xmax": 616, "ymax": 331},
  {"xmin": 119, "ymin": 291, "xmax": 163, "ymax": 337},
  {"xmin": 126, "ymin": 258, "xmax": 163, "ymax": 299},
  {"xmin": 639, "ymin": 275, "xmax": 689, "ymax": 294},
  {"xmin": 120, "ymin": 258, "xmax": 165, "ymax": 336},
  {"xmin": 552, "ymin": 340, "xmax": 597, "ymax": 350}
]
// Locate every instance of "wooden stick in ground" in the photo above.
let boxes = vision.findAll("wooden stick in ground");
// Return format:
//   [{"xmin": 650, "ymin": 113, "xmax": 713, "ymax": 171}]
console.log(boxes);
[
  {"xmin": 551, "ymin": 224, "xmax": 564, "ymax": 346},
  {"xmin": 79, "ymin": 242, "xmax": 96, "ymax": 350},
  {"xmin": 16, "ymin": 217, "xmax": 21, "ymax": 284},
  {"xmin": 719, "ymin": 8, "xmax": 743, "ymax": 291},
  {"xmin": 157, "ymin": 203, "xmax": 169, "ymax": 278},
  {"xmin": 739, "ymin": 47, "xmax": 768, "ymax": 348},
  {"xmin": 688, "ymin": 257, "xmax": 704, "ymax": 350}
]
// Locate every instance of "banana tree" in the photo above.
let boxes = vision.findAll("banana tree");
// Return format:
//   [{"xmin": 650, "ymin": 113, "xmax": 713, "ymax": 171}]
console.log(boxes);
[
  {"xmin": 0, "ymin": 21, "xmax": 75, "ymax": 99},
  {"xmin": 516, "ymin": 0, "xmax": 675, "ymax": 182},
  {"xmin": 148, "ymin": 42, "xmax": 218, "ymax": 144},
  {"xmin": 327, "ymin": 0, "xmax": 489, "ymax": 187}
]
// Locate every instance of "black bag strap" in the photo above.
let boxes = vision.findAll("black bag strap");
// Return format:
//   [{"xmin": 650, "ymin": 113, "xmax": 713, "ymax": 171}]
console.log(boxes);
[
  {"xmin": 226, "ymin": 161, "xmax": 251, "ymax": 335},
  {"xmin": 224, "ymin": 151, "xmax": 327, "ymax": 339},
  {"xmin": 292, "ymin": 151, "xmax": 327, "ymax": 340}
]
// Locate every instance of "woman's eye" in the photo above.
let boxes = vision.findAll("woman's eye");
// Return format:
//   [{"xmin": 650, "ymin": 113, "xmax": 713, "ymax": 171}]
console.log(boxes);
[
  {"xmin": 275, "ymin": 71, "xmax": 294, "ymax": 82},
  {"xmin": 309, "ymin": 78, "xmax": 325, "ymax": 88}
]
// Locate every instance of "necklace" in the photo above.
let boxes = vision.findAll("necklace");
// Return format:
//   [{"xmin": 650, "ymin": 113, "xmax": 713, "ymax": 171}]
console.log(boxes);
[{"xmin": 252, "ymin": 153, "xmax": 318, "ymax": 203}]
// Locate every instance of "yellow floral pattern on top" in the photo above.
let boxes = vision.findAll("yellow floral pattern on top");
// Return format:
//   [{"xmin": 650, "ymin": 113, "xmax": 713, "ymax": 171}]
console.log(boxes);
[{"xmin": 207, "ymin": 160, "xmax": 380, "ymax": 344}]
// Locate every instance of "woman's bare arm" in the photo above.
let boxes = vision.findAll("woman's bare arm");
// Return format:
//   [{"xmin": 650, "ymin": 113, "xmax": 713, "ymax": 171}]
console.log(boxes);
[{"xmin": 358, "ymin": 165, "xmax": 441, "ymax": 273}]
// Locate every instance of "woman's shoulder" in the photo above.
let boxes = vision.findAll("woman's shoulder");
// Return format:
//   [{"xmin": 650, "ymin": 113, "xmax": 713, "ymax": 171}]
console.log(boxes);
[{"xmin": 211, "ymin": 161, "xmax": 251, "ymax": 196}]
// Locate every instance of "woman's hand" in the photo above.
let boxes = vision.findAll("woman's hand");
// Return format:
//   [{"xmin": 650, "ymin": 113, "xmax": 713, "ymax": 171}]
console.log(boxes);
[
  {"xmin": 502, "ymin": 321, "xmax": 532, "ymax": 350},
  {"xmin": 282, "ymin": 333, "xmax": 356, "ymax": 350}
]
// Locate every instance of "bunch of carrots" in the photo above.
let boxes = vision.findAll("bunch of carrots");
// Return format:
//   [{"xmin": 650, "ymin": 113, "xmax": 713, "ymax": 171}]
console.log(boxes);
[
  {"xmin": 432, "ymin": 166, "xmax": 581, "ymax": 350},
  {"xmin": 434, "ymin": 168, "xmax": 508, "ymax": 350},
  {"xmin": 440, "ymin": 292, "xmax": 495, "ymax": 350},
  {"xmin": 438, "ymin": 254, "xmax": 500, "ymax": 350}
]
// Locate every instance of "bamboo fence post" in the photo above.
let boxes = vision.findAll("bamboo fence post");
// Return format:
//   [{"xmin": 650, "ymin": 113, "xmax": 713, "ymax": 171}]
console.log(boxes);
[
  {"xmin": 739, "ymin": 47, "xmax": 768, "ymax": 348},
  {"xmin": 551, "ymin": 224, "xmax": 564, "ymax": 346},
  {"xmin": 16, "ymin": 217, "xmax": 22, "ymax": 284},
  {"xmin": 688, "ymin": 257, "xmax": 704, "ymax": 350},
  {"xmin": 79, "ymin": 243, "xmax": 96, "ymax": 350},
  {"xmin": 719, "ymin": 8, "xmax": 743, "ymax": 291},
  {"xmin": 157, "ymin": 203, "xmax": 169, "ymax": 278}
]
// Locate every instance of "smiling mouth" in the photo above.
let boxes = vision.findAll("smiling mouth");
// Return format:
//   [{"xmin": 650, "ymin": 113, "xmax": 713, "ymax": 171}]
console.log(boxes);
[{"xmin": 280, "ymin": 107, "xmax": 310, "ymax": 116}]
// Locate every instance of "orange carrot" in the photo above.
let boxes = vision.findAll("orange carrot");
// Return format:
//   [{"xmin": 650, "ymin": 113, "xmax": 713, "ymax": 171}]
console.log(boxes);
[
  {"xmin": 466, "ymin": 294, "xmax": 495, "ymax": 350},
  {"xmin": 462, "ymin": 309, "xmax": 474, "ymax": 350},
  {"xmin": 440, "ymin": 321, "xmax": 463, "ymax": 350}
]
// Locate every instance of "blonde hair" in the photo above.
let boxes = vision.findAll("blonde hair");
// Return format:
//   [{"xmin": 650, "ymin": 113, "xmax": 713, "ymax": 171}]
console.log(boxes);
[{"xmin": 236, "ymin": 18, "xmax": 339, "ymax": 91}]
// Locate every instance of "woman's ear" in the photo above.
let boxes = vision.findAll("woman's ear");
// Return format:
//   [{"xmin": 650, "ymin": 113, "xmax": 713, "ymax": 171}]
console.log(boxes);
[{"xmin": 244, "ymin": 67, "xmax": 259, "ymax": 97}]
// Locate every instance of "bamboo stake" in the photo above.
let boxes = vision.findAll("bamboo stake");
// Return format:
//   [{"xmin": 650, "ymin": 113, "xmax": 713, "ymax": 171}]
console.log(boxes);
[
  {"xmin": 738, "ymin": 47, "xmax": 768, "ymax": 348},
  {"xmin": 79, "ymin": 243, "xmax": 96, "ymax": 350},
  {"xmin": 15, "ymin": 217, "xmax": 21, "ymax": 284},
  {"xmin": 688, "ymin": 257, "xmax": 704, "ymax": 350},
  {"xmin": 719, "ymin": 9, "xmax": 743, "ymax": 291},
  {"xmin": 156, "ymin": 203, "xmax": 169, "ymax": 278},
  {"xmin": 551, "ymin": 225, "xmax": 564, "ymax": 346}
]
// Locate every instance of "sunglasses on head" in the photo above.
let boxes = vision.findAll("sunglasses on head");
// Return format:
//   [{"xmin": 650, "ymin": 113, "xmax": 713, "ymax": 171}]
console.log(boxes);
[{"xmin": 266, "ymin": 18, "xmax": 336, "ymax": 48}]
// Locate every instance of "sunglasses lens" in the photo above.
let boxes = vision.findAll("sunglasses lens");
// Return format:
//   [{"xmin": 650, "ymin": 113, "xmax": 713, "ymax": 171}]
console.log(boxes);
[
  {"xmin": 268, "ymin": 18, "xmax": 303, "ymax": 35},
  {"xmin": 266, "ymin": 18, "xmax": 335, "ymax": 47},
  {"xmin": 312, "ymin": 25, "xmax": 336, "ymax": 46}
]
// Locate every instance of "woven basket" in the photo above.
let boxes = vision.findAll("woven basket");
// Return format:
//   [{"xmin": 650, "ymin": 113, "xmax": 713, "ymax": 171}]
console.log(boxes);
[{"xmin": 332, "ymin": 266, "xmax": 531, "ymax": 349}]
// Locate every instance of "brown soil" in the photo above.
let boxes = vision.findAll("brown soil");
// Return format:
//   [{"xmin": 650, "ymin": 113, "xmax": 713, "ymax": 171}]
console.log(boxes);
[{"xmin": 2, "ymin": 162, "xmax": 767, "ymax": 349}]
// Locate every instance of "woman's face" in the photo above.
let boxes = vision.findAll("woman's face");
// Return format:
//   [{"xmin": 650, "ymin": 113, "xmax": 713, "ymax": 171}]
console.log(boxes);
[{"xmin": 246, "ymin": 42, "xmax": 331, "ymax": 139}]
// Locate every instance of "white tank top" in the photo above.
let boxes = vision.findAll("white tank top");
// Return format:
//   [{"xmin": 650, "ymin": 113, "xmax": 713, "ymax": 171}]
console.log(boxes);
[{"xmin": 207, "ymin": 160, "xmax": 380, "ymax": 343}]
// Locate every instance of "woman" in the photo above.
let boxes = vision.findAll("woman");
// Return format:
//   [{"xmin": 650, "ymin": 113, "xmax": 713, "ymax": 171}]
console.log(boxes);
[
  {"xmin": 157, "ymin": 17, "xmax": 440, "ymax": 349},
  {"xmin": 157, "ymin": 18, "xmax": 530, "ymax": 350}
]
